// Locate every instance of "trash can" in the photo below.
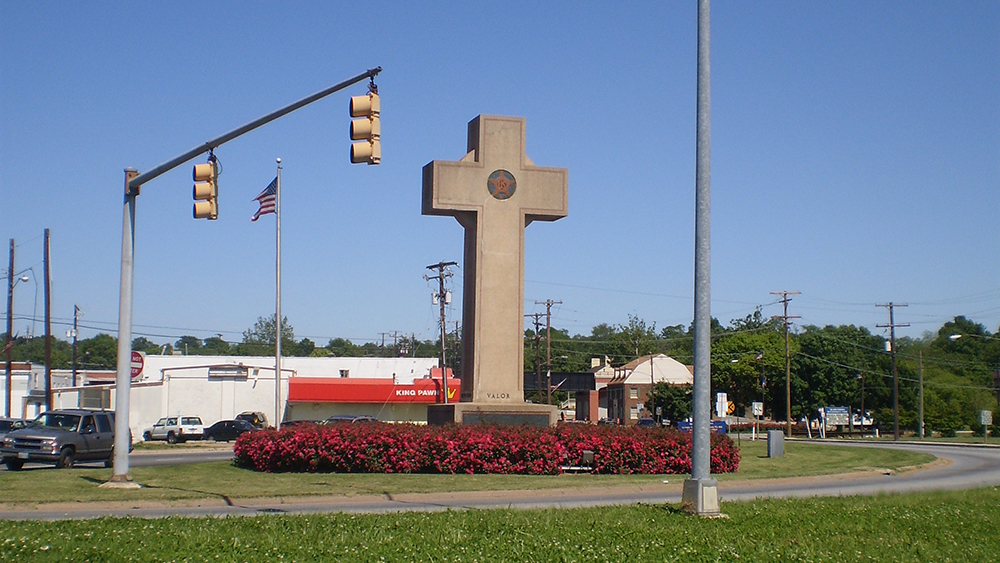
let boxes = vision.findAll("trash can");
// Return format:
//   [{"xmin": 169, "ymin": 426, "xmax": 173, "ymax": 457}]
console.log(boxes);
[{"xmin": 767, "ymin": 429, "xmax": 784, "ymax": 458}]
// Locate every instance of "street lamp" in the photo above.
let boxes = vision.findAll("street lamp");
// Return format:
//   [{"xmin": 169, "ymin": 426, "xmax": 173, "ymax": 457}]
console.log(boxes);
[{"xmin": 5, "ymin": 272, "xmax": 30, "ymax": 418}]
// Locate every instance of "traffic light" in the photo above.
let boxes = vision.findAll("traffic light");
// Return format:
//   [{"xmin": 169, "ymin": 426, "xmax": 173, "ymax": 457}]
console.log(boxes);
[
  {"xmin": 192, "ymin": 160, "xmax": 218, "ymax": 219},
  {"xmin": 350, "ymin": 91, "xmax": 380, "ymax": 165}
]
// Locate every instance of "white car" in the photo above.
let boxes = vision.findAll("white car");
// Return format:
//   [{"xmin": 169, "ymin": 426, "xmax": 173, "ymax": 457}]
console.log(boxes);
[{"xmin": 142, "ymin": 416, "xmax": 204, "ymax": 444}]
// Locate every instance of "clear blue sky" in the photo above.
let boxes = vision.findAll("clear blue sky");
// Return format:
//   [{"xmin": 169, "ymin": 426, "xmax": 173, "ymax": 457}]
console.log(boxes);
[{"xmin": 1, "ymin": 1, "xmax": 997, "ymax": 348}]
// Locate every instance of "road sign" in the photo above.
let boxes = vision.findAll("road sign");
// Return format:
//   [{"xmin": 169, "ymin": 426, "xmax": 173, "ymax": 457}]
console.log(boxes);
[
  {"xmin": 981, "ymin": 409, "xmax": 993, "ymax": 427},
  {"xmin": 825, "ymin": 406, "xmax": 849, "ymax": 425},
  {"xmin": 751, "ymin": 401, "xmax": 764, "ymax": 416},
  {"xmin": 715, "ymin": 392, "xmax": 727, "ymax": 418},
  {"xmin": 130, "ymin": 351, "xmax": 144, "ymax": 379}
]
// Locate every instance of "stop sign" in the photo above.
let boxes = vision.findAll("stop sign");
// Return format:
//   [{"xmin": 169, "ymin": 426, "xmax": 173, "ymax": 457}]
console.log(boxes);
[{"xmin": 130, "ymin": 351, "xmax": 144, "ymax": 378}]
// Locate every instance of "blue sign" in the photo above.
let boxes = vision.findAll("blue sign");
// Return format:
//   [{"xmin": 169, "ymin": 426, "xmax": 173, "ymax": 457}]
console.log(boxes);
[{"xmin": 677, "ymin": 420, "xmax": 728, "ymax": 434}]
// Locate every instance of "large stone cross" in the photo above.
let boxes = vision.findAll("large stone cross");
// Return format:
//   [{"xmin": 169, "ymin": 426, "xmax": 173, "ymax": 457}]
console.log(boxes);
[{"xmin": 423, "ymin": 115, "xmax": 567, "ymax": 405}]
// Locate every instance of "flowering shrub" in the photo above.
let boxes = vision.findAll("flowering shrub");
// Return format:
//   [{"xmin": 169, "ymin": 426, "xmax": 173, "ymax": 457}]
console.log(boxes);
[{"xmin": 233, "ymin": 423, "xmax": 740, "ymax": 475}]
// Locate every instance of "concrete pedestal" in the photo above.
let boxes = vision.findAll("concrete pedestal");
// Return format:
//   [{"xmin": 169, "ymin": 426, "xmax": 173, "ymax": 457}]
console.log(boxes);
[
  {"xmin": 681, "ymin": 477, "xmax": 721, "ymax": 516},
  {"xmin": 427, "ymin": 402, "xmax": 557, "ymax": 427}
]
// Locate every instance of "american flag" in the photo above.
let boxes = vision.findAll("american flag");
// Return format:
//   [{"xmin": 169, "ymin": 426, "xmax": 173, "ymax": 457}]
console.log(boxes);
[{"xmin": 251, "ymin": 177, "xmax": 277, "ymax": 221}]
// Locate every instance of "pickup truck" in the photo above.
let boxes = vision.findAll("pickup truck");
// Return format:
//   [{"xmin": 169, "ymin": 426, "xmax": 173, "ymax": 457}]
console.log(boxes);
[
  {"xmin": 142, "ymin": 416, "xmax": 204, "ymax": 443},
  {"xmin": 1, "ymin": 409, "xmax": 119, "ymax": 470}
]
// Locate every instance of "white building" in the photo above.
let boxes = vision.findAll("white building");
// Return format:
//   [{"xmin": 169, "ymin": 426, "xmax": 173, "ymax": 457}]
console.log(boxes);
[{"xmin": 7, "ymin": 354, "xmax": 457, "ymax": 443}]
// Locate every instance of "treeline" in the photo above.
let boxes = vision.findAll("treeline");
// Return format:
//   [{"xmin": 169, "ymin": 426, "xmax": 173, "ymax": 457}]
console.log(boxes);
[
  {"xmin": 530, "ymin": 311, "xmax": 1000, "ymax": 435},
  {"xmin": 5, "ymin": 311, "xmax": 999, "ymax": 434}
]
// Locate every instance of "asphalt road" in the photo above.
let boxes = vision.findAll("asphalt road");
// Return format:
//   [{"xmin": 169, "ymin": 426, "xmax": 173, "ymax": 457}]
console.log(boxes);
[
  {"xmin": 2, "ymin": 441, "xmax": 999, "ymax": 520},
  {"xmin": 0, "ymin": 444, "xmax": 235, "ymax": 471}
]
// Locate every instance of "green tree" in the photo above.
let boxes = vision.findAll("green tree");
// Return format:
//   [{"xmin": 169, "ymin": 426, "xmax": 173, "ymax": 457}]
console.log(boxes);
[
  {"xmin": 201, "ymin": 336, "xmax": 231, "ymax": 355},
  {"xmin": 238, "ymin": 315, "xmax": 295, "ymax": 356},
  {"xmin": 79, "ymin": 334, "xmax": 117, "ymax": 369},
  {"xmin": 174, "ymin": 335, "xmax": 203, "ymax": 355},
  {"xmin": 9, "ymin": 335, "xmax": 71, "ymax": 368},
  {"xmin": 295, "ymin": 337, "xmax": 316, "ymax": 357},
  {"xmin": 132, "ymin": 337, "xmax": 165, "ymax": 355},
  {"xmin": 710, "ymin": 330, "xmax": 784, "ymax": 417},
  {"xmin": 647, "ymin": 383, "xmax": 692, "ymax": 424},
  {"xmin": 612, "ymin": 315, "xmax": 658, "ymax": 365},
  {"xmin": 793, "ymin": 325, "xmax": 890, "ymax": 424},
  {"xmin": 325, "ymin": 337, "xmax": 363, "ymax": 357}
]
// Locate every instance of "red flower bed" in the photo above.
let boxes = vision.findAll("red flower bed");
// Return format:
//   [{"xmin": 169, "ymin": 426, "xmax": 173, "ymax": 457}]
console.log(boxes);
[{"xmin": 233, "ymin": 423, "xmax": 740, "ymax": 475}]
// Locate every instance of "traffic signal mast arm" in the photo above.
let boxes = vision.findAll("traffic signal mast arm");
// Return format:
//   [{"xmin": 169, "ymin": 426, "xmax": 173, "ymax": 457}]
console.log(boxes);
[
  {"xmin": 126, "ymin": 66, "xmax": 381, "ymax": 193},
  {"xmin": 111, "ymin": 66, "xmax": 381, "ymax": 485}
]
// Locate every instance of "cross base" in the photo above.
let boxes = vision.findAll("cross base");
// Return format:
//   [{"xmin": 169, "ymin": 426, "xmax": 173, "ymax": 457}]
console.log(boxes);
[{"xmin": 427, "ymin": 403, "xmax": 558, "ymax": 427}]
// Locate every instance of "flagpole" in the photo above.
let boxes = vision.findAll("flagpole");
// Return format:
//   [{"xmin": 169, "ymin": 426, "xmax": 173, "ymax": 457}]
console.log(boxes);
[{"xmin": 274, "ymin": 158, "xmax": 282, "ymax": 428}]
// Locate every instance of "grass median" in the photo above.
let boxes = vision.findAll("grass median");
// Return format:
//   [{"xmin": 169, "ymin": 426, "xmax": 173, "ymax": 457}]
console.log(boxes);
[
  {"xmin": 1, "ymin": 487, "xmax": 997, "ymax": 561},
  {"xmin": 0, "ymin": 440, "xmax": 934, "ymax": 506}
]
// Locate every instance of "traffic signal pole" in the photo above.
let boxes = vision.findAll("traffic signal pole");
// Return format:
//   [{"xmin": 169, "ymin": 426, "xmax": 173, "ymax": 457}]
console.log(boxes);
[{"xmin": 105, "ymin": 67, "xmax": 382, "ymax": 487}]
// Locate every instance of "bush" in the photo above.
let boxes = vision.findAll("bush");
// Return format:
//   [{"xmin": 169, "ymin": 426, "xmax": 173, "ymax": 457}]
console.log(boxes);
[{"xmin": 234, "ymin": 423, "xmax": 740, "ymax": 475}]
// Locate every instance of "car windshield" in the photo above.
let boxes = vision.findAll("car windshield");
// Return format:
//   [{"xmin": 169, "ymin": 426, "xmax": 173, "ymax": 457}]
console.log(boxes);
[
  {"xmin": 181, "ymin": 417, "xmax": 201, "ymax": 425},
  {"xmin": 30, "ymin": 413, "xmax": 81, "ymax": 431}
]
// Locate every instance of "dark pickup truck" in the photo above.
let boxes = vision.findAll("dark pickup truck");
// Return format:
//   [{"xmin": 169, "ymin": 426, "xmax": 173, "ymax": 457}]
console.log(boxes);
[{"xmin": 1, "ymin": 409, "xmax": 121, "ymax": 470}]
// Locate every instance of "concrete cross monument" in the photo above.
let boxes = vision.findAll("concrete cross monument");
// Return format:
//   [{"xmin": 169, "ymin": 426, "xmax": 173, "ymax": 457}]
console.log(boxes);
[{"xmin": 422, "ymin": 115, "xmax": 567, "ymax": 426}]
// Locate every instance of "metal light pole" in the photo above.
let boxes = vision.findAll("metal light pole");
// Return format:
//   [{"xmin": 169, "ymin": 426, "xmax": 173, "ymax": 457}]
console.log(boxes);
[{"xmin": 681, "ymin": 0, "xmax": 720, "ymax": 516}]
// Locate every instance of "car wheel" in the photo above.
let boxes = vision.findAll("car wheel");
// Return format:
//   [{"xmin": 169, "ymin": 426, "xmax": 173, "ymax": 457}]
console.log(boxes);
[
  {"xmin": 166, "ymin": 432, "xmax": 178, "ymax": 444},
  {"xmin": 4, "ymin": 459, "xmax": 23, "ymax": 471},
  {"xmin": 142, "ymin": 431, "xmax": 152, "ymax": 441},
  {"xmin": 56, "ymin": 447, "xmax": 75, "ymax": 469}
]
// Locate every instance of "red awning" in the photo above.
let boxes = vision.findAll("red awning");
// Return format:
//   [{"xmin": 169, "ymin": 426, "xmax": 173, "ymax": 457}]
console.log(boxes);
[{"xmin": 288, "ymin": 376, "xmax": 461, "ymax": 404}]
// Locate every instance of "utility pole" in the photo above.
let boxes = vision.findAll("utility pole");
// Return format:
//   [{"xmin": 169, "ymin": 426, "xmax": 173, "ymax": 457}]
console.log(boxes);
[
  {"xmin": 71, "ymin": 305, "xmax": 80, "ymax": 387},
  {"xmin": 918, "ymin": 351, "xmax": 924, "ymax": 439},
  {"xmin": 43, "ymin": 228, "xmax": 52, "ymax": 411},
  {"xmin": 771, "ymin": 291, "xmax": 800, "ymax": 437},
  {"xmin": 527, "ymin": 312, "xmax": 544, "ymax": 404},
  {"xmin": 5, "ymin": 238, "xmax": 15, "ymax": 418},
  {"xmin": 877, "ymin": 302, "xmax": 908, "ymax": 441},
  {"xmin": 535, "ymin": 299, "xmax": 561, "ymax": 405},
  {"xmin": 426, "ymin": 260, "xmax": 457, "ymax": 403}
]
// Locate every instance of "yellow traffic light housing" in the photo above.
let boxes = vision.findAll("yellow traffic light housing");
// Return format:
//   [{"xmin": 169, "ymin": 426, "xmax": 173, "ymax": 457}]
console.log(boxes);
[
  {"xmin": 350, "ymin": 92, "xmax": 380, "ymax": 165},
  {"xmin": 192, "ymin": 161, "xmax": 218, "ymax": 219}
]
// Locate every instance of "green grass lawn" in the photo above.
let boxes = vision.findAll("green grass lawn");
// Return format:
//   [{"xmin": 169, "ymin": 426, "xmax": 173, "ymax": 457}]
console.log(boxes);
[
  {"xmin": 0, "ymin": 441, "xmax": 934, "ymax": 506},
  {"xmin": 1, "ymin": 487, "xmax": 997, "ymax": 562}
]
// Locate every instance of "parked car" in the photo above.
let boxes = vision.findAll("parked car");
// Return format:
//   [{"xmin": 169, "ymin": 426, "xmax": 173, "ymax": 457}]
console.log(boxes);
[
  {"xmin": 324, "ymin": 415, "xmax": 377, "ymax": 424},
  {"xmin": 142, "ymin": 416, "xmax": 205, "ymax": 443},
  {"xmin": 235, "ymin": 411, "xmax": 269, "ymax": 429},
  {"xmin": 0, "ymin": 418, "xmax": 26, "ymax": 442},
  {"xmin": 636, "ymin": 418, "xmax": 660, "ymax": 429},
  {"xmin": 203, "ymin": 419, "xmax": 256, "ymax": 442},
  {"xmin": 1, "ymin": 409, "xmax": 121, "ymax": 470},
  {"xmin": 279, "ymin": 420, "xmax": 321, "ymax": 429}
]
